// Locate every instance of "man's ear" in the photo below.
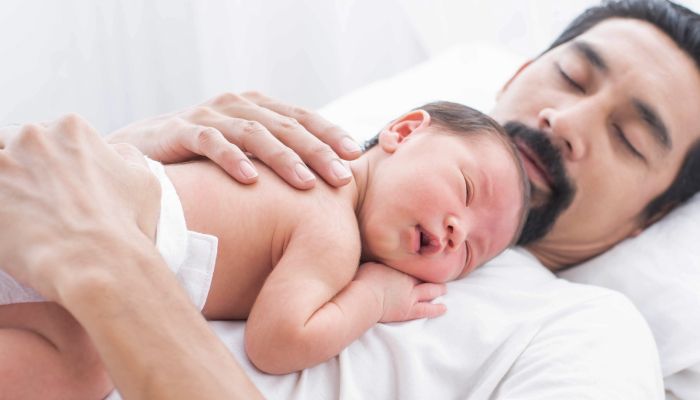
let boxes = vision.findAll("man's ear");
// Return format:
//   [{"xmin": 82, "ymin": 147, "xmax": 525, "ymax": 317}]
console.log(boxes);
[
  {"xmin": 378, "ymin": 110, "xmax": 430, "ymax": 154},
  {"xmin": 496, "ymin": 60, "xmax": 533, "ymax": 101}
]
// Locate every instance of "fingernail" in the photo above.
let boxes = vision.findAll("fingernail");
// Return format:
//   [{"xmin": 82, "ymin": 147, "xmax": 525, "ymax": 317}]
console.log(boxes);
[
  {"xmin": 239, "ymin": 160, "xmax": 258, "ymax": 179},
  {"xmin": 341, "ymin": 137, "xmax": 362, "ymax": 154},
  {"xmin": 331, "ymin": 159, "xmax": 352, "ymax": 180},
  {"xmin": 294, "ymin": 163, "xmax": 315, "ymax": 182}
]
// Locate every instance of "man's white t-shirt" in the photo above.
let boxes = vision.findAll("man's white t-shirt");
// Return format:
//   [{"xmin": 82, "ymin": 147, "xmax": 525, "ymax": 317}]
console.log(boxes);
[{"xmin": 210, "ymin": 248, "xmax": 664, "ymax": 399}]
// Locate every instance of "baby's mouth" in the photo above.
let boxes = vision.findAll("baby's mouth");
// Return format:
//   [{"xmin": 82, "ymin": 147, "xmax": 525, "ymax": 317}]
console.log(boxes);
[{"xmin": 417, "ymin": 225, "xmax": 442, "ymax": 256}]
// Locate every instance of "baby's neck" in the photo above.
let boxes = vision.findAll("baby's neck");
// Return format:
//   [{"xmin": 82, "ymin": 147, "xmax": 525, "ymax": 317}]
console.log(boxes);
[
  {"xmin": 348, "ymin": 151, "xmax": 377, "ymax": 219},
  {"xmin": 348, "ymin": 150, "xmax": 387, "ymax": 264}
]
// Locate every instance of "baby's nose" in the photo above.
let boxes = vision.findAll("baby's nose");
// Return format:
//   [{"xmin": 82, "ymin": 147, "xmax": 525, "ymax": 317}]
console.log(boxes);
[{"xmin": 444, "ymin": 215, "xmax": 467, "ymax": 252}]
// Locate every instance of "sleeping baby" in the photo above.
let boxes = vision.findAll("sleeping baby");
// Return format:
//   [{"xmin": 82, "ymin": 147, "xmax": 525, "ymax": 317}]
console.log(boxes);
[{"xmin": 0, "ymin": 101, "xmax": 528, "ymax": 396}]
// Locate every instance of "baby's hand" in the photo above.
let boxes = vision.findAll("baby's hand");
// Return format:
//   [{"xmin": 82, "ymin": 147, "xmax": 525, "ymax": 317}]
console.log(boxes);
[{"xmin": 356, "ymin": 262, "xmax": 447, "ymax": 323}]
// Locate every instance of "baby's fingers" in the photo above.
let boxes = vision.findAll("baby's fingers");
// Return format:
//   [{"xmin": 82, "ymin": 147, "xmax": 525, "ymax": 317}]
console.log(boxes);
[
  {"xmin": 405, "ymin": 283, "xmax": 447, "ymax": 320},
  {"xmin": 414, "ymin": 283, "xmax": 447, "ymax": 302},
  {"xmin": 407, "ymin": 302, "xmax": 447, "ymax": 320}
]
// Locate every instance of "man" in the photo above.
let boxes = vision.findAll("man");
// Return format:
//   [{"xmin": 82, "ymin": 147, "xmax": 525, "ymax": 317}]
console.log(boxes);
[{"xmin": 1, "ymin": 0, "xmax": 697, "ymax": 398}]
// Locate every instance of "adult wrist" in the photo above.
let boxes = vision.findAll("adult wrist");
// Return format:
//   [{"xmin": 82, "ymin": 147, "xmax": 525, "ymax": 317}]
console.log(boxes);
[{"xmin": 50, "ymin": 226, "xmax": 162, "ymax": 308}]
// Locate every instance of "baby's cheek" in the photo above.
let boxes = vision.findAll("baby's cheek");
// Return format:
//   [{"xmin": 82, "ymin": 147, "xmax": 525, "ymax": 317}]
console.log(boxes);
[
  {"xmin": 422, "ymin": 260, "xmax": 456, "ymax": 284},
  {"xmin": 413, "ymin": 183, "xmax": 453, "ymax": 208}
]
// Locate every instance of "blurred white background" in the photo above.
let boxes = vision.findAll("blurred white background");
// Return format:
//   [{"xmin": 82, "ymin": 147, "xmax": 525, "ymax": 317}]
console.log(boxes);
[{"xmin": 0, "ymin": 0, "xmax": 699, "ymax": 132}]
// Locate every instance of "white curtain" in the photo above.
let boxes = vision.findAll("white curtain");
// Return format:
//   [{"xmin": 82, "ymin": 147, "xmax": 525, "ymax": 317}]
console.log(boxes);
[
  {"xmin": 1, "ymin": 0, "xmax": 698, "ymax": 133},
  {"xmin": 0, "ymin": 0, "xmax": 427, "ymax": 132}
]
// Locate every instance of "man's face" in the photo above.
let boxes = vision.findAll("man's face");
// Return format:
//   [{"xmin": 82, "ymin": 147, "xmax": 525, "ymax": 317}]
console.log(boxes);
[{"xmin": 490, "ymin": 18, "xmax": 700, "ymax": 268}]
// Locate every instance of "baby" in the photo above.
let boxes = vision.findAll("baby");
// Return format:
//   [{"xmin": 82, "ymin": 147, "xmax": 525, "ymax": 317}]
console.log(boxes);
[{"xmin": 0, "ymin": 102, "xmax": 528, "ymax": 396}]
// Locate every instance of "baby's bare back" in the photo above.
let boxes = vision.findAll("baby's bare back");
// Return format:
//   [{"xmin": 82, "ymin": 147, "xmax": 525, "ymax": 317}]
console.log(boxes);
[{"xmin": 165, "ymin": 159, "xmax": 358, "ymax": 320}]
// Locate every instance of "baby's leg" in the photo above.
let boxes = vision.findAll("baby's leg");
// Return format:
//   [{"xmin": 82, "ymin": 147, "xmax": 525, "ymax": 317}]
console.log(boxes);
[{"xmin": 0, "ymin": 302, "xmax": 113, "ymax": 400}]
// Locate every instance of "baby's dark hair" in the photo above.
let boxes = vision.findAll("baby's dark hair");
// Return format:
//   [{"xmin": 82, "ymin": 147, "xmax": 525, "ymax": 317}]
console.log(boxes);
[{"xmin": 364, "ymin": 101, "xmax": 530, "ymax": 246}]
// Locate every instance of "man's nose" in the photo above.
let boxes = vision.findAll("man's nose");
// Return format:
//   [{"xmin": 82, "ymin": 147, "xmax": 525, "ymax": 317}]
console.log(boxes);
[
  {"xmin": 444, "ymin": 215, "xmax": 467, "ymax": 253},
  {"xmin": 538, "ymin": 107, "xmax": 587, "ymax": 161}
]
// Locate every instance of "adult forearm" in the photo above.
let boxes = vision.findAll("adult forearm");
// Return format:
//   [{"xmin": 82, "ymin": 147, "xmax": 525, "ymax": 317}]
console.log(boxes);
[
  {"xmin": 0, "ymin": 116, "xmax": 262, "ymax": 399},
  {"xmin": 57, "ymin": 238, "xmax": 262, "ymax": 400}
]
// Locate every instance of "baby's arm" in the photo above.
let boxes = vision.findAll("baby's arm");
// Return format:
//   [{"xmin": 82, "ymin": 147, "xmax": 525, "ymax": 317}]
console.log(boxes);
[{"xmin": 245, "ymin": 227, "xmax": 446, "ymax": 374}]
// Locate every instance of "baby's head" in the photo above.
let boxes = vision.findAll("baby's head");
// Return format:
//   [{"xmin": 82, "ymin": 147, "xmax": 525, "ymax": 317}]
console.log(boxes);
[{"xmin": 357, "ymin": 101, "xmax": 529, "ymax": 283}]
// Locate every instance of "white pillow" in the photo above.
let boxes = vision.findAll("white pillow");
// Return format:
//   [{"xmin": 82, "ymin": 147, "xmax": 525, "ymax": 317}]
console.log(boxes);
[
  {"xmin": 319, "ymin": 41, "xmax": 700, "ymax": 399},
  {"xmin": 320, "ymin": 41, "xmax": 524, "ymax": 142},
  {"xmin": 559, "ymin": 194, "xmax": 700, "ymax": 400}
]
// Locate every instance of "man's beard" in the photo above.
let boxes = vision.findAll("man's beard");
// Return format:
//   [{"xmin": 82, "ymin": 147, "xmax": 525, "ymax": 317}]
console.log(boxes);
[{"xmin": 504, "ymin": 122, "xmax": 576, "ymax": 245}]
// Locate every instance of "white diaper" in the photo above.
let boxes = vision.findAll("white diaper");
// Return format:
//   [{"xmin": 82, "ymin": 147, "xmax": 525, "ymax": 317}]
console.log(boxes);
[{"xmin": 0, "ymin": 158, "xmax": 218, "ymax": 310}]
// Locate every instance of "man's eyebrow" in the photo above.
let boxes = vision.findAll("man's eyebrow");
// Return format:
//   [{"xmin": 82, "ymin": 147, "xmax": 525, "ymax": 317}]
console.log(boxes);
[
  {"xmin": 570, "ymin": 40, "xmax": 672, "ymax": 152},
  {"xmin": 572, "ymin": 40, "xmax": 609, "ymax": 73},
  {"xmin": 634, "ymin": 99, "xmax": 672, "ymax": 150}
]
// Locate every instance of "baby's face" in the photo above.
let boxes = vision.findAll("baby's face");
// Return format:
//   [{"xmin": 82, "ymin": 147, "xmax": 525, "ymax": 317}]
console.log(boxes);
[{"xmin": 359, "ymin": 128, "xmax": 524, "ymax": 283}]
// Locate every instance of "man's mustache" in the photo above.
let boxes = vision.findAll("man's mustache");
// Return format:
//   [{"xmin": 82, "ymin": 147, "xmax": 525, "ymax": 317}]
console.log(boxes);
[{"xmin": 504, "ymin": 121, "xmax": 576, "ymax": 245}]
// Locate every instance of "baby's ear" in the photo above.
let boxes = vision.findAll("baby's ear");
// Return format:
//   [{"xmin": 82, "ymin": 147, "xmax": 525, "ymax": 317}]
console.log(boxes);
[{"xmin": 378, "ymin": 109, "xmax": 430, "ymax": 153}]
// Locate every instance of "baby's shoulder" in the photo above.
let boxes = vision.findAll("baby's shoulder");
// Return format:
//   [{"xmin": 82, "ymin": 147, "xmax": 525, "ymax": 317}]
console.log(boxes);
[
  {"xmin": 292, "ymin": 193, "xmax": 359, "ymax": 239},
  {"xmin": 284, "ymin": 185, "xmax": 361, "ymax": 255}
]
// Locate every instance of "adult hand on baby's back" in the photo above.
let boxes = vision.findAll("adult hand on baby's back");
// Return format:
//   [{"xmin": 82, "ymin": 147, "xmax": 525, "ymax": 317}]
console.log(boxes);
[
  {"xmin": 0, "ymin": 114, "xmax": 161, "ymax": 301},
  {"xmin": 356, "ymin": 262, "xmax": 448, "ymax": 323},
  {"xmin": 107, "ymin": 91, "xmax": 362, "ymax": 190}
]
